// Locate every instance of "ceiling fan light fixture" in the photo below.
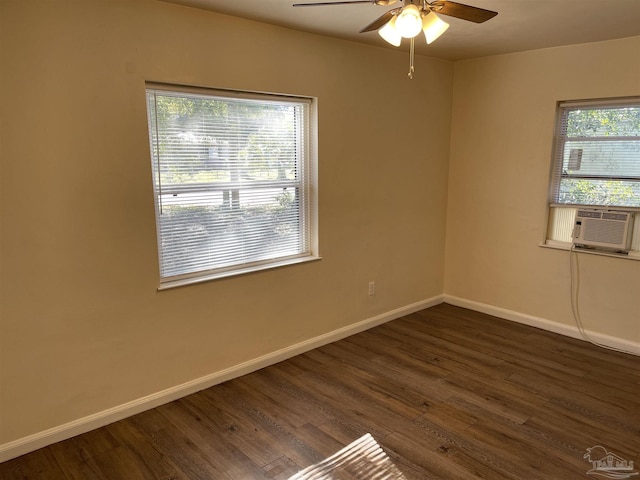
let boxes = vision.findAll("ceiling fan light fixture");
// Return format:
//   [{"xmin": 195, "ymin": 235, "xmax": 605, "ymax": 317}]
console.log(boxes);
[
  {"xmin": 395, "ymin": 4, "xmax": 423, "ymax": 38},
  {"xmin": 378, "ymin": 16, "xmax": 402, "ymax": 46},
  {"xmin": 422, "ymin": 11, "xmax": 449, "ymax": 44},
  {"xmin": 293, "ymin": 0, "xmax": 498, "ymax": 79}
]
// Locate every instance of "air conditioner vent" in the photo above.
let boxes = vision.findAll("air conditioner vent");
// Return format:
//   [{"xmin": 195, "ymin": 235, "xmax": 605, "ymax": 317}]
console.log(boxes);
[
  {"xmin": 577, "ymin": 210, "xmax": 602, "ymax": 219},
  {"xmin": 602, "ymin": 212, "xmax": 629, "ymax": 222}
]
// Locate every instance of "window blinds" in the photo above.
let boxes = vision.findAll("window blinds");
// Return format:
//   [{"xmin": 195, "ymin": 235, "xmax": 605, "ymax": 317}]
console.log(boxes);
[
  {"xmin": 551, "ymin": 98, "xmax": 640, "ymax": 207},
  {"xmin": 146, "ymin": 85, "xmax": 313, "ymax": 284}
]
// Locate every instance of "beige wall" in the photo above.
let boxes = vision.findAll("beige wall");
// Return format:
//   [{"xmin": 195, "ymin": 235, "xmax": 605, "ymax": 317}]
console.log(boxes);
[
  {"xmin": 0, "ymin": 0, "xmax": 452, "ymax": 445},
  {"xmin": 445, "ymin": 37, "xmax": 640, "ymax": 343}
]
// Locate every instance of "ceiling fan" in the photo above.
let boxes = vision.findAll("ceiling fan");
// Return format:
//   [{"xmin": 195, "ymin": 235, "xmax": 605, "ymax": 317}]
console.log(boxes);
[{"xmin": 293, "ymin": 0, "xmax": 498, "ymax": 78}]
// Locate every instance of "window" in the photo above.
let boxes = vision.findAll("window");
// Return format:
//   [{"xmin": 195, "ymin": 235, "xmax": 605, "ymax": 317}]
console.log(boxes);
[
  {"xmin": 146, "ymin": 84, "xmax": 318, "ymax": 288},
  {"xmin": 550, "ymin": 98, "xmax": 640, "ymax": 207},
  {"xmin": 546, "ymin": 97, "xmax": 640, "ymax": 254}
]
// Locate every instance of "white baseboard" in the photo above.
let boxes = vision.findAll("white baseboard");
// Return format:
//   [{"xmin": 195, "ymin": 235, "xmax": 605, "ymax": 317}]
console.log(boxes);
[
  {"xmin": 0, "ymin": 295, "xmax": 444, "ymax": 463},
  {"xmin": 443, "ymin": 295, "xmax": 640, "ymax": 356}
]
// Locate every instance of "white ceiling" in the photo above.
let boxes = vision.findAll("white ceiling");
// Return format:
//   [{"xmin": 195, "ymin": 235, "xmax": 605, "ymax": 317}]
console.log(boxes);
[{"xmin": 159, "ymin": 0, "xmax": 640, "ymax": 60}]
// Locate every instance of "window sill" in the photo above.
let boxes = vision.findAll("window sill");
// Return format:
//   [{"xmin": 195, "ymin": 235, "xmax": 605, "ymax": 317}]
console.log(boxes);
[
  {"xmin": 540, "ymin": 241, "xmax": 640, "ymax": 261},
  {"xmin": 157, "ymin": 254, "xmax": 322, "ymax": 291}
]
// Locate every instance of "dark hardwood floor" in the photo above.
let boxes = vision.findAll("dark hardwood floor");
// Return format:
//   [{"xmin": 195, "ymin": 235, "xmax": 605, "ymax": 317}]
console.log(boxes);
[{"xmin": 2, "ymin": 303, "xmax": 639, "ymax": 479}]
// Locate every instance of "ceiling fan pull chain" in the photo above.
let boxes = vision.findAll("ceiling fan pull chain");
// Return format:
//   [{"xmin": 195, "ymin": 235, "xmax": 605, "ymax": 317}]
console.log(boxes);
[{"xmin": 408, "ymin": 36, "xmax": 415, "ymax": 79}]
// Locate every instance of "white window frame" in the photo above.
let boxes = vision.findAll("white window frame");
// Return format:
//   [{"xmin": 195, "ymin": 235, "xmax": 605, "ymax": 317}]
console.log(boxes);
[
  {"xmin": 545, "ymin": 97, "xmax": 640, "ymax": 258},
  {"xmin": 146, "ymin": 83, "xmax": 319, "ymax": 289}
]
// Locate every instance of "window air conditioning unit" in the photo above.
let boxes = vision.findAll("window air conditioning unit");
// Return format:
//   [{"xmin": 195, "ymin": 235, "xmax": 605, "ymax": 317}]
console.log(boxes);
[{"xmin": 572, "ymin": 209, "xmax": 634, "ymax": 252}]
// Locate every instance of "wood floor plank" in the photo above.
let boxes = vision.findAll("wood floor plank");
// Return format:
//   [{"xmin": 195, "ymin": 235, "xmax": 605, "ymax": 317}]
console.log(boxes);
[
  {"xmin": 157, "ymin": 398, "xmax": 269, "ymax": 479},
  {"xmin": 381, "ymin": 430, "xmax": 465, "ymax": 480},
  {"xmin": 506, "ymin": 370, "xmax": 640, "ymax": 427},
  {"xmin": 0, "ymin": 447, "xmax": 69, "ymax": 480},
  {"xmin": 127, "ymin": 403, "xmax": 236, "ymax": 480},
  {"xmin": 461, "ymin": 419, "xmax": 584, "ymax": 479},
  {"xmin": 47, "ymin": 428, "xmax": 118, "ymax": 480},
  {"xmin": 262, "ymin": 455, "xmax": 300, "ymax": 480},
  {"xmin": 199, "ymin": 381, "xmax": 325, "ymax": 471},
  {"xmin": 89, "ymin": 446, "xmax": 160, "ymax": 480},
  {"xmin": 385, "ymin": 422, "xmax": 521, "ymax": 480},
  {"xmin": 179, "ymin": 388, "xmax": 285, "ymax": 471},
  {"xmin": 1, "ymin": 303, "xmax": 638, "ymax": 479}
]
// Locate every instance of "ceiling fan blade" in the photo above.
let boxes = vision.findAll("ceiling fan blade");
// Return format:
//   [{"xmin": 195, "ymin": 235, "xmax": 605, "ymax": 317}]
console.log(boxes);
[
  {"xmin": 293, "ymin": 0, "xmax": 396, "ymax": 6},
  {"xmin": 294, "ymin": 1, "xmax": 373, "ymax": 6},
  {"xmin": 432, "ymin": 1, "xmax": 497, "ymax": 23},
  {"xmin": 359, "ymin": 8, "xmax": 399, "ymax": 33}
]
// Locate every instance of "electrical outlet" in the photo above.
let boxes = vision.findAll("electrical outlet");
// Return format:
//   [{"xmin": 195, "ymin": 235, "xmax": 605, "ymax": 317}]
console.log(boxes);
[{"xmin": 368, "ymin": 281, "xmax": 376, "ymax": 296}]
